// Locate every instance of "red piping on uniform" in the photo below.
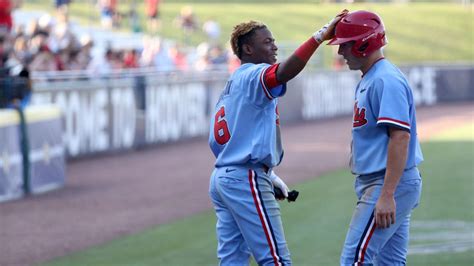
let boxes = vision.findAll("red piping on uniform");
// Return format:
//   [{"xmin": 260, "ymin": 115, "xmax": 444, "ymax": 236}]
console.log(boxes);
[
  {"xmin": 378, "ymin": 117, "xmax": 410, "ymax": 127},
  {"xmin": 359, "ymin": 222, "xmax": 376, "ymax": 263},
  {"xmin": 248, "ymin": 170, "xmax": 281, "ymax": 266}
]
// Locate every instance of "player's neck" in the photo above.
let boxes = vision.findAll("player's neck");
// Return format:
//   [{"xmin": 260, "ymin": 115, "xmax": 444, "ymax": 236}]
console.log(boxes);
[
  {"xmin": 361, "ymin": 51, "xmax": 384, "ymax": 75},
  {"xmin": 240, "ymin": 58, "xmax": 258, "ymax": 65}
]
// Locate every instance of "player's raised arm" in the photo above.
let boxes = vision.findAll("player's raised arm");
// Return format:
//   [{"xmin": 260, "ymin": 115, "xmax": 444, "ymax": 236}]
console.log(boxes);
[{"xmin": 276, "ymin": 9, "xmax": 348, "ymax": 83}]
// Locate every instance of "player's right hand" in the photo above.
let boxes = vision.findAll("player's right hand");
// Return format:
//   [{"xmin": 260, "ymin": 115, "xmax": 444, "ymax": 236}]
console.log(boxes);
[
  {"xmin": 270, "ymin": 171, "xmax": 289, "ymax": 199},
  {"xmin": 313, "ymin": 9, "xmax": 349, "ymax": 44}
]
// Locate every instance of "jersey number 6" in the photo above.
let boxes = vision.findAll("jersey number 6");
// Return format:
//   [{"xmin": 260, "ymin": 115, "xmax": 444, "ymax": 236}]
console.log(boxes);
[{"xmin": 214, "ymin": 106, "xmax": 231, "ymax": 145}]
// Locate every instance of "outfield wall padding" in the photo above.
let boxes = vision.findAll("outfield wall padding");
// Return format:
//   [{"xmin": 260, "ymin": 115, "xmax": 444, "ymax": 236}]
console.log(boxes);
[
  {"xmin": 0, "ymin": 110, "xmax": 24, "ymax": 202},
  {"xmin": 30, "ymin": 64, "xmax": 473, "ymax": 158},
  {"xmin": 0, "ymin": 105, "xmax": 66, "ymax": 202},
  {"xmin": 24, "ymin": 106, "xmax": 66, "ymax": 194}
]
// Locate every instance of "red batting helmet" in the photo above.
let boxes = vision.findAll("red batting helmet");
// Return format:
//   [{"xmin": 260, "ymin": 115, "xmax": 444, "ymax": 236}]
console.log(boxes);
[{"xmin": 328, "ymin": 10, "xmax": 387, "ymax": 57}]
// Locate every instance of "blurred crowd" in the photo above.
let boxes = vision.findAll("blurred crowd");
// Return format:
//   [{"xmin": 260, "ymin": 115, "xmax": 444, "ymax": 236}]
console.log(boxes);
[
  {"xmin": 84, "ymin": 36, "xmax": 240, "ymax": 76},
  {"xmin": 1, "ymin": 20, "xmax": 238, "ymax": 74},
  {"xmin": 0, "ymin": 0, "xmax": 240, "ymax": 79}
]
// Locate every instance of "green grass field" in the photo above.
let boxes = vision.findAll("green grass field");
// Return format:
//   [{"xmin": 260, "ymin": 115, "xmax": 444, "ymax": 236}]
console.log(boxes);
[
  {"xmin": 23, "ymin": 2, "xmax": 473, "ymax": 67},
  {"xmin": 40, "ymin": 124, "xmax": 474, "ymax": 265}
]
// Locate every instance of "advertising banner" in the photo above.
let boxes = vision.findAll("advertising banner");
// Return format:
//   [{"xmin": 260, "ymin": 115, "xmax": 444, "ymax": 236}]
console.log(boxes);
[
  {"xmin": 0, "ymin": 110, "xmax": 24, "ymax": 202},
  {"xmin": 31, "ymin": 65, "xmax": 473, "ymax": 158},
  {"xmin": 24, "ymin": 106, "xmax": 66, "ymax": 194}
]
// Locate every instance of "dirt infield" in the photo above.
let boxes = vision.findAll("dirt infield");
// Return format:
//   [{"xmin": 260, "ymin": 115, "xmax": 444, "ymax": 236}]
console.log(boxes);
[{"xmin": 0, "ymin": 102, "xmax": 472, "ymax": 266}]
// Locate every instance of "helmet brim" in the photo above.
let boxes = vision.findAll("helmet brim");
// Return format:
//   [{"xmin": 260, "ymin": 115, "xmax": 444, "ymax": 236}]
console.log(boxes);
[{"xmin": 327, "ymin": 37, "xmax": 354, "ymax": 45}]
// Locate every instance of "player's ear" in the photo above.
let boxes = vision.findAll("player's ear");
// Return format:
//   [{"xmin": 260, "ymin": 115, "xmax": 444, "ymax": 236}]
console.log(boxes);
[{"xmin": 242, "ymin": 43, "xmax": 253, "ymax": 57}]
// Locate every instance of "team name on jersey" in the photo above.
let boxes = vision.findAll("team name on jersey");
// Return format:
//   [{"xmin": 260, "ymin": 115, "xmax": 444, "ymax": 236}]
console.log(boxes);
[
  {"xmin": 353, "ymin": 101, "xmax": 368, "ymax": 127},
  {"xmin": 218, "ymin": 80, "xmax": 233, "ymax": 102}
]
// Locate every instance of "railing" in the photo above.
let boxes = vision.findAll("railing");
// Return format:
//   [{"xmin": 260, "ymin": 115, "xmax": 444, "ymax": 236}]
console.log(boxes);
[{"xmin": 31, "ymin": 66, "xmax": 230, "ymax": 83}]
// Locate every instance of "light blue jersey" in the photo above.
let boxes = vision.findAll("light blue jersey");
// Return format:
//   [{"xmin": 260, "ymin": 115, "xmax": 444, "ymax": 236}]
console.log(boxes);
[
  {"xmin": 351, "ymin": 59, "xmax": 424, "ymax": 175},
  {"xmin": 208, "ymin": 63, "xmax": 292, "ymax": 265},
  {"xmin": 341, "ymin": 58, "xmax": 424, "ymax": 266},
  {"xmin": 209, "ymin": 63, "xmax": 286, "ymax": 169}
]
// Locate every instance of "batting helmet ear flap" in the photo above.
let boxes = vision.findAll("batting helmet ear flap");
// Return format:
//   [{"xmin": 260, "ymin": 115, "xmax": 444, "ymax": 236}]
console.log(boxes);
[{"xmin": 355, "ymin": 42, "xmax": 370, "ymax": 55}]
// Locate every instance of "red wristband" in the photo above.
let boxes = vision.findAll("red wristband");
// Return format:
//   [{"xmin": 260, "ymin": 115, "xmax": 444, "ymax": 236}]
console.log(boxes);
[{"xmin": 293, "ymin": 37, "xmax": 319, "ymax": 63}]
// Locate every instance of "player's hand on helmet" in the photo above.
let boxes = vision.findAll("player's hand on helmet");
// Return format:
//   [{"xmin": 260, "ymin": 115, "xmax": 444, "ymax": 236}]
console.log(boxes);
[
  {"xmin": 313, "ymin": 9, "xmax": 349, "ymax": 44},
  {"xmin": 270, "ymin": 171, "xmax": 289, "ymax": 199}
]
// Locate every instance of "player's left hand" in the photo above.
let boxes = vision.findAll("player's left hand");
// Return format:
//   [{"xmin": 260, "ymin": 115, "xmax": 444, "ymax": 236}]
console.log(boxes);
[
  {"xmin": 270, "ymin": 171, "xmax": 289, "ymax": 199},
  {"xmin": 313, "ymin": 9, "xmax": 349, "ymax": 44},
  {"xmin": 374, "ymin": 193, "xmax": 396, "ymax": 229}
]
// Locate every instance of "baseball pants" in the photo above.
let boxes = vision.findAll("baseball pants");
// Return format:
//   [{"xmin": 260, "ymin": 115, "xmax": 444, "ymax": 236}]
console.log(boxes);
[
  {"xmin": 340, "ymin": 167, "xmax": 422, "ymax": 266},
  {"xmin": 209, "ymin": 165, "xmax": 291, "ymax": 266}
]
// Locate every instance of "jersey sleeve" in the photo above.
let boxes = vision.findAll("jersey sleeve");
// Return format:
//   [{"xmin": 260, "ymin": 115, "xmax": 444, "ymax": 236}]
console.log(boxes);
[
  {"xmin": 261, "ymin": 63, "xmax": 286, "ymax": 99},
  {"xmin": 244, "ymin": 63, "xmax": 287, "ymax": 107},
  {"xmin": 371, "ymin": 77, "xmax": 411, "ymax": 132}
]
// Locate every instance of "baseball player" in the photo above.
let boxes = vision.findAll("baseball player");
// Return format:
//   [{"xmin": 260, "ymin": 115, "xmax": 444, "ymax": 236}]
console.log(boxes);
[
  {"xmin": 327, "ymin": 10, "xmax": 423, "ymax": 265},
  {"xmin": 208, "ymin": 11, "xmax": 348, "ymax": 265}
]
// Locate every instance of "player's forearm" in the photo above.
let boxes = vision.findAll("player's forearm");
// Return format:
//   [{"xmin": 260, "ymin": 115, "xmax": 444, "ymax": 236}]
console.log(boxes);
[
  {"xmin": 382, "ymin": 130, "xmax": 410, "ymax": 195},
  {"xmin": 276, "ymin": 37, "xmax": 319, "ymax": 83},
  {"xmin": 275, "ymin": 10, "xmax": 349, "ymax": 83}
]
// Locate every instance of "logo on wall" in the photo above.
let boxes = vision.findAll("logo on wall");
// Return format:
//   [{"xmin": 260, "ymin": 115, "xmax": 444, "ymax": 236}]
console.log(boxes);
[{"xmin": 1, "ymin": 150, "xmax": 10, "ymax": 175}]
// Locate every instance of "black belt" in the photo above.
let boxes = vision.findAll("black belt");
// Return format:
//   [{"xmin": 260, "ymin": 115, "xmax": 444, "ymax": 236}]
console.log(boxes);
[
  {"xmin": 247, "ymin": 163, "xmax": 271, "ymax": 174},
  {"xmin": 358, "ymin": 169, "xmax": 386, "ymax": 179},
  {"xmin": 219, "ymin": 163, "xmax": 271, "ymax": 174}
]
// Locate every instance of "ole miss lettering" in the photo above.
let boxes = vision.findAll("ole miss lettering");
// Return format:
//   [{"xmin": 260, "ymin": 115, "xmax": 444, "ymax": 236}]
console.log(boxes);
[{"xmin": 353, "ymin": 102, "xmax": 368, "ymax": 127}]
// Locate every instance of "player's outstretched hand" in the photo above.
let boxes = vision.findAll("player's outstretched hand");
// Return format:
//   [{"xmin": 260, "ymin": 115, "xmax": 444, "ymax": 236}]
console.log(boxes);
[
  {"xmin": 313, "ymin": 9, "xmax": 349, "ymax": 44},
  {"xmin": 270, "ymin": 171, "xmax": 289, "ymax": 199}
]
